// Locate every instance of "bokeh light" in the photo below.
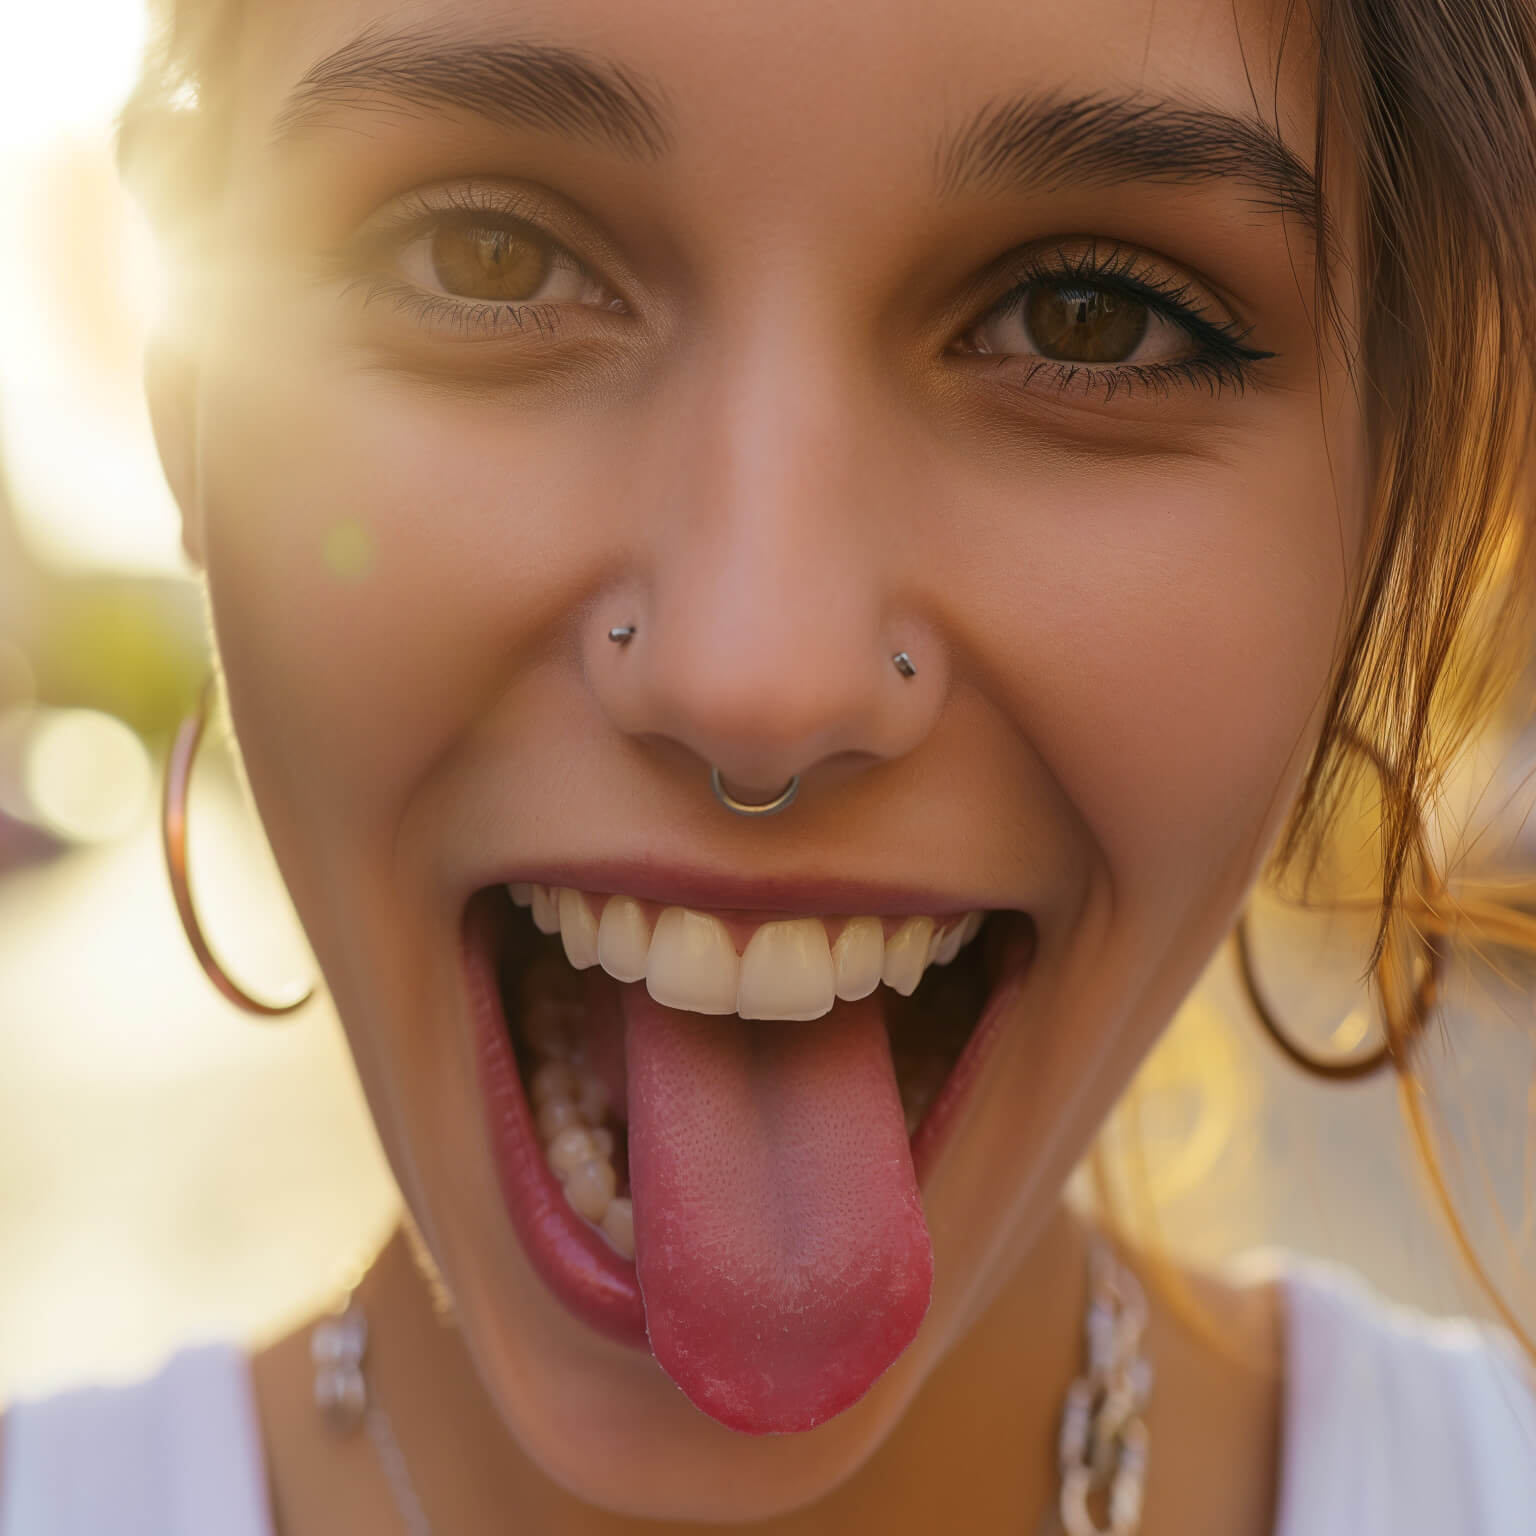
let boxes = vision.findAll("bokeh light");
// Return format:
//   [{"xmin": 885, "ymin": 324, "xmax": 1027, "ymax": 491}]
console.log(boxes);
[{"xmin": 21, "ymin": 706, "xmax": 153, "ymax": 842}]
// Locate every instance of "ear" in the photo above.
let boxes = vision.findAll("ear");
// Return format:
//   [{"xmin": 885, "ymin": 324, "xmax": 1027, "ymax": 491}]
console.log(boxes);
[{"xmin": 144, "ymin": 334, "xmax": 205, "ymax": 568}]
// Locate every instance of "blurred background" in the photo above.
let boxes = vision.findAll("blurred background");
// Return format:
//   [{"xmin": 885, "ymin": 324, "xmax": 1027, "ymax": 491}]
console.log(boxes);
[
  {"xmin": 1, "ymin": 1, "xmax": 1534, "ymax": 1405},
  {"xmin": 0, "ymin": 1, "xmax": 402, "ymax": 1401}
]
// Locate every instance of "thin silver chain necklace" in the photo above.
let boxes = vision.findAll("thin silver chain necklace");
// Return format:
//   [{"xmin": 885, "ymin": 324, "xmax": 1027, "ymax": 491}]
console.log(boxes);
[{"xmin": 311, "ymin": 1240, "xmax": 1152, "ymax": 1536}]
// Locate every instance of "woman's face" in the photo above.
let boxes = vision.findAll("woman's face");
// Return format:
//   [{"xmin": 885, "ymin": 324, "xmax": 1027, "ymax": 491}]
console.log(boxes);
[{"xmin": 159, "ymin": 0, "xmax": 1363, "ymax": 1519}]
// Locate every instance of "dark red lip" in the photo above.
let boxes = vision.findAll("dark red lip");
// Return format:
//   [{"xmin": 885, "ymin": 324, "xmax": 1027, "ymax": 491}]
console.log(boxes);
[
  {"xmin": 465, "ymin": 889, "xmax": 1035, "ymax": 1349},
  {"xmin": 469, "ymin": 857, "xmax": 1007, "ymax": 919},
  {"xmin": 467, "ymin": 890, "xmax": 647, "ymax": 1347}
]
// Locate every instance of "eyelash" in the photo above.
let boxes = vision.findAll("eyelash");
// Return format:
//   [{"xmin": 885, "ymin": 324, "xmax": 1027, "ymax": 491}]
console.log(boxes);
[
  {"xmin": 337, "ymin": 196, "xmax": 1275, "ymax": 398},
  {"xmin": 333, "ymin": 188, "xmax": 601, "ymax": 341},
  {"xmin": 972, "ymin": 243, "xmax": 1275, "ymax": 401},
  {"xmin": 356, "ymin": 279, "xmax": 573, "ymax": 341}
]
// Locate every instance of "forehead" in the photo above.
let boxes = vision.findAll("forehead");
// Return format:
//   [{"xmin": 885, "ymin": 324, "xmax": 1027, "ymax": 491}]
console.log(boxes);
[{"xmin": 229, "ymin": 0, "xmax": 1316, "ymax": 186}]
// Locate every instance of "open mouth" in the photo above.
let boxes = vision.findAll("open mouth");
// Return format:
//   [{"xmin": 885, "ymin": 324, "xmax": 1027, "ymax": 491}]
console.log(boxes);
[{"xmin": 466, "ymin": 882, "xmax": 1036, "ymax": 1434}]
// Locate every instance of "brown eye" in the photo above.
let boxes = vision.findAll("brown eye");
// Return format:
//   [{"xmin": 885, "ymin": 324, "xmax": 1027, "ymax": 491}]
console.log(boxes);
[
  {"xmin": 1024, "ymin": 284, "xmax": 1149, "ymax": 363},
  {"xmin": 429, "ymin": 223, "xmax": 553, "ymax": 301},
  {"xmin": 957, "ymin": 249, "xmax": 1267, "ymax": 396}
]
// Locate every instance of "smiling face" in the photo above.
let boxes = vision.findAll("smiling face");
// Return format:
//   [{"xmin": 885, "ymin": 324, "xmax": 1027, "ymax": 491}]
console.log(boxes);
[{"xmin": 156, "ymin": 0, "xmax": 1364, "ymax": 1518}]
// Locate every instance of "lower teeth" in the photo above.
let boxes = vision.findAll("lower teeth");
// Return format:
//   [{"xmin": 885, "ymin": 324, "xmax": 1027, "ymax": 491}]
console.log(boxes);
[
  {"xmin": 511, "ymin": 956, "xmax": 634, "ymax": 1257},
  {"xmin": 537, "ymin": 1090, "xmax": 634, "ymax": 1257}
]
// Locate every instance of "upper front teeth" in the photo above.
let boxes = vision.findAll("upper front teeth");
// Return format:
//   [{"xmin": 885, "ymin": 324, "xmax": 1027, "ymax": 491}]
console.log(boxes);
[
  {"xmin": 740, "ymin": 917, "xmax": 837, "ymax": 1020},
  {"xmin": 646, "ymin": 907, "xmax": 743, "ymax": 1015},
  {"xmin": 506, "ymin": 884, "xmax": 986, "ymax": 1021}
]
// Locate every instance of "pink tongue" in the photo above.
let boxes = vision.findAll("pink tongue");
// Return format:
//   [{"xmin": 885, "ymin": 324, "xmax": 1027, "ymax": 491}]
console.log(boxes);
[{"xmin": 622, "ymin": 985, "xmax": 932, "ymax": 1435}]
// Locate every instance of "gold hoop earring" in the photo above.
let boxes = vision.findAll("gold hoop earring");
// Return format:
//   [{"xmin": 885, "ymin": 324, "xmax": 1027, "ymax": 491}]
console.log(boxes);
[
  {"xmin": 1233, "ymin": 731, "xmax": 1443, "ymax": 1080},
  {"xmin": 161, "ymin": 678, "xmax": 314, "ymax": 1017},
  {"xmin": 1232, "ymin": 910, "xmax": 1442, "ymax": 1080}
]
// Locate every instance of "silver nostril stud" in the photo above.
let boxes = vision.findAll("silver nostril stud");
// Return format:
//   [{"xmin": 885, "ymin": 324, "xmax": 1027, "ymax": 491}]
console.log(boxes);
[
  {"xmin": 608, "ymin": 625, "xmax": 637, "ymax": 644},
  {"xmin": 892, "ymin": 651, "xmax": 916, "ymax": 678}
]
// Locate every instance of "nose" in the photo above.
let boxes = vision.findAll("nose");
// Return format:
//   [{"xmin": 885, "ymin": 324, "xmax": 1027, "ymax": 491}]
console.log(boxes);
[{"xmin": 587, "ymin": 340, "xmax": 947, "ymax": 805}]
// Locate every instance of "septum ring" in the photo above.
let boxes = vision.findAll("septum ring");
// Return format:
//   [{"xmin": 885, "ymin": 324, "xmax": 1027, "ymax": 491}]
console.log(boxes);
[{"xmin": 710, "ymin": 766, "xmax": 801, "ymax": 817}]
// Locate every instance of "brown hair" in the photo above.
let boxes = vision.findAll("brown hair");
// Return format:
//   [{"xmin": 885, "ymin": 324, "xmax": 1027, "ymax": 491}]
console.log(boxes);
[
  {"xmin": 119, "ymin": 0, "xmax": 1536, "ymax": 1345},
  {"xmin": 1283, "ymin": 0, "xmax": 1536, "ymax": 1355},
  {"xmin": 1286, "ymin": 0, "xmax": 1536, "ymax": 923}
]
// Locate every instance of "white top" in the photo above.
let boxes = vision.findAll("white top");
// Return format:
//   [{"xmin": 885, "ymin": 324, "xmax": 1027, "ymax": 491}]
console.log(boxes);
[
  {"xmin": 1, "ymin": 1260, "xmax": 1532, "ymax": 1535},
  {"xmin": 1272, "ymin": 1258, "xmax": 1536, "ymax": 1535},
  {"xmin": 0, "ymin": 1341, "xmax": 272, "ymax": 1536}
]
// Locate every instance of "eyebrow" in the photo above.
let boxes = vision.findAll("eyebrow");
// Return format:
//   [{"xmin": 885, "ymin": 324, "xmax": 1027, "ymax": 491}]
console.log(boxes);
[
  {"xmin": 271, "ymin": 25, "xmax": 672, "ymax": 159},
  {"xmin": 937, "ymin": 92, "xmax": 1322, "ymax": 242},
  {"xmin": 272, "ymin": 30, "xmax": 1319, "ymax": 242}
]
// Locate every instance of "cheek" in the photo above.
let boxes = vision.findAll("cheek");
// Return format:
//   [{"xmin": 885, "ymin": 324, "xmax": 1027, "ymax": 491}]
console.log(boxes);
[
  {"xmin": 1065, "ymin": 565, "xmax": 1322, "ymax": 904},
  {"xmin": 197, "ymin": 364, "xmax": 629, "ymax": 872},
  {"xmin": 956, "ymin": 433, "xmax": 1363, "ymax": 915},
  {"xmin": 1068, "ymin": 485, "xmax": 1349, "ymax": 891}
]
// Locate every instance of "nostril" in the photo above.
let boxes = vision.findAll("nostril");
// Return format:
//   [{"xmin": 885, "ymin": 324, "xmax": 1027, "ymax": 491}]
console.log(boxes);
[
  {"xmin": 588, "ymin": 581, "xmax": 945, "ymax": 786},
  {"xmin": 713, "ymin": 771, "xmax": 790, "ymax": 802}
]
